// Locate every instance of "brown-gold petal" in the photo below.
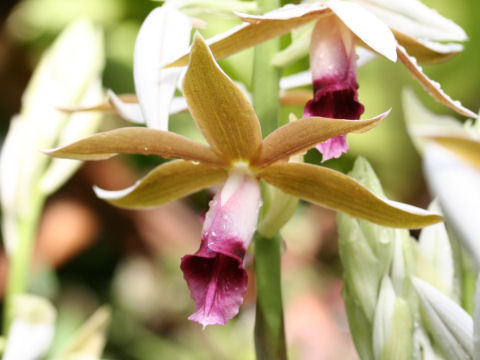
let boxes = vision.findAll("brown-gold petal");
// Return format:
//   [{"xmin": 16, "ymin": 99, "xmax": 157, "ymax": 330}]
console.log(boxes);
[
  {"xmin": 94, "ymin": 160, "xmax": 228, "ymax": 208},
  {"xmin": 252, "ymin": 110, "xmax": 389, "ymax": 167},
  {"xmin": 397, "ymin": 46, "xmax": 477, "ymax": 118},
  {"xmin": 426, "ymin": 135, "xmax": 480, "ymax": 171},
  {"xmin": 182, "ymin": 34, "xmax": 262, "ymax": 163},
  {"xmin": 165, "ymin": 7, "xmax": 328, "ymax": 68},
  {"xmin": 57, "ymin": 94, "xmax": 138, "ymax": 114},
  {"xmin": 393, "ymin": 31, "xmax": 461, "ymax": 64},
  {"xmin": 44, "ymin": 127, "xmax": 224, "ymax": 165},
  {"xmin": 259, "ymin": 162, "xmax": 442, "ymax": 228}
]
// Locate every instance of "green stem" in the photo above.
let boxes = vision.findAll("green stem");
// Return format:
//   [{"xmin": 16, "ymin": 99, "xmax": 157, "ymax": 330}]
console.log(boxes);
[
  {"xmin": 252, "ymin": 0, "xmax": 281, "ymax": 137},
  {"xmin": 252, "ymin": 0, "xmax": 286, "ymax": 357},
  {"xmin": 254, "ymin": 233, "xmax": 286, "ymax": 360},
  {"xmin": 3, "ymin": 191, "xmax": 44, "ymax": 334}
]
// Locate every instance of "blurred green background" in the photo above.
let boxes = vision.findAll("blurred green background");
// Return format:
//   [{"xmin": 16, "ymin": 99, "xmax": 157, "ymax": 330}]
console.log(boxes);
[{"xmin": 0, "ymin": 0, "xmax": 478, "ymax": 359}]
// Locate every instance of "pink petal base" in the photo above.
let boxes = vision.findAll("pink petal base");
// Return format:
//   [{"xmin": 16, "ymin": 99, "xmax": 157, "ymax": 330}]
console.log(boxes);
[
  {"xmin": 180, "ymin": 237, "xmax": 248, "ymax": 328},
  {"xmin": 316, "ymin": 135, "xmax": 349, "ymax": 162}
]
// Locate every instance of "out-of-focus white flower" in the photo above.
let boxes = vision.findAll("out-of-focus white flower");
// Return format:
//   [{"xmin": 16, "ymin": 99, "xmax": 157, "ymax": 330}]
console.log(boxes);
[
  {"xmin": 2, "ymin": 295, "xmax": 56, "ymax": 360},
  {"xmin": 403, "ymin": 89, "xmax": 480, "ymax": 268},
  {"xmin": 423, "ymin": 145, "xmax": 480, "ymax": 267},
  {"xmin": 107, "ymin": 5, "xmax": 191, "ymax": 130},
  {"xmin": 0, "ymin": 19, "xmax": 104, "ymax": 256}
]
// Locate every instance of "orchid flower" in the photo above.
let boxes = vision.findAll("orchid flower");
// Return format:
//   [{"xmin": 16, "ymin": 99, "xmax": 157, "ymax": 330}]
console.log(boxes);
[
  {"xmin": 45, "ymin": 34, "xmax": 441, "ymax": 327},
  {"xmin": 166, "ymin": 0, "xmax": 475, "ymax": 160},
  {"xmin": 403, "ymin": 89, "xmax": 480, "ymax": 268},
  {"xmin": 0, "ymin": 20, "xmax": 104, "ymax": 256}
]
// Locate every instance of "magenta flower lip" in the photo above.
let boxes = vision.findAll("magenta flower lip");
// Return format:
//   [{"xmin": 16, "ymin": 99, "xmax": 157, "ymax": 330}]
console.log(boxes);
[
  {"xmin": 181, "ymin": 236, "xmax": 248, "ymax": 327},
  {"xmin": 181, "ymin": 172, "xmax": 261, "ymax": 327},
  {"xmin": 304, "ymin": 17, "xmax": 365, "ymax": 161}
]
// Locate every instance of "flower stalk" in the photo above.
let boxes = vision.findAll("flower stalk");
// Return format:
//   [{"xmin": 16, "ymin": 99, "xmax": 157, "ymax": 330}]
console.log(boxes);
[
  {"xmin": 252, "ymin": 0, "xmax": 287, "ymax": 357},
  {"xmin": 3, "ymin": 192, "xmax": 44, "ymax": 333},
  {"xmin": 254, "ymin": 232, "xmax": 286, "ymax": 360},
  {"xmin": 252, "ymin": 0, "xmax": 281, "ymax": 137}
]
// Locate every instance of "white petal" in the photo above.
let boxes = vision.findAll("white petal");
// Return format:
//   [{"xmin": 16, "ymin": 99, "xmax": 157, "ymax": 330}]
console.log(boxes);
[
  {"xmin": 279, "ymin": 70, "xmax": 312, "ymax": 90},
  {"xmin": 355, "ymin": 0, "xmax": 467, "ymax": 42},
  {"xmin": 40, "ymin": 79, "xmax": 104, "ymax": 195},
  {"xmin": 423, "ymin": 144, "xmax": 480, "ymax": 268},
  {"xmin": 169, "ymin": 96, "xmax": 188, "ymax": 114},
  {"xmin": 402, "ymin": 88, "xmax": 464, "ymax": 154},
  {"xmin": 416, "ymin": 39, "xmax": 464, "ymax": 55},
  {"xmin": 203, "ymin": 173, "xmax": 261, "ymax": 249},
  {"xmin": 93, "ymin": 183, "xmax": 140, "ymax": 201},
  {"xmin": 107, "ymin": 89, "xmax": 144, "ymax": 124},
  {"xmin": 383, "ymin": 198, "xmax": 441, "ymax": 218},
  {"xmin": 356, "ymin": 46, "xmax": 377, "ymax": 67},
  {"xmin": 133, "ymin": 5, "xmax": 191, "ymax": 130},
  {"xmin": 413, "ymin": 277, "xmax": 473, "ymax": 359},
  {"xmin": 3, "ymin": 295, "xmax": 56, "ymax": 360},
  {"xmin": 327, "ymin": 0, "xmax": 397, "ymax": 62}
]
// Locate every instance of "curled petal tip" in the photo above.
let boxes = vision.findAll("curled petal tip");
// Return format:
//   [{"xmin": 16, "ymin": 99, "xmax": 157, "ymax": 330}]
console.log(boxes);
[{"xmin": 92, "ymin": 184, "xmax": 137, "ymax": 201}]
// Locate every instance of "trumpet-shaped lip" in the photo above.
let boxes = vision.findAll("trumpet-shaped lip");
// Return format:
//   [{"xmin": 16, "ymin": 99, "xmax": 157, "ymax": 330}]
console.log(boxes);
[
  {"xmin": 180, "ymin": 238, "xmax": 248, "ymax": 327},
  {"xmin": 181, "ymin": 173, "xmax": 261, "ymax": 327}
]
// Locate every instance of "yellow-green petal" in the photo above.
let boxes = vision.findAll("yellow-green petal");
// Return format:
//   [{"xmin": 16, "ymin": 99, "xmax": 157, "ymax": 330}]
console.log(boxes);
[
  {"xmin": 166, "ymin": 5, "xmax": 328, "ymax": 67},
  {"xmin": 183, "ymin": 34, "xmax": 262, "ymax": 162},
  {"xmin": 426, "ymin": 135, "xmax": 480, "ymax": 171},
  {"xmin": 397, "ymin": 46, "xmax": 477, "ymax": 118},
  {"xmin": 259, "ymin": 162, "xmax": 442, "ymax": 228},
  {"xmin": 252, "ymin": 111, "xmax": 389, "ymax": 168},
  {"xmin": 57, "ymin": 94, "xmax": 138, "ymax": 114},
  {"xmin": 94, "ymin": 160, "xmax": 228, "ymax": 208},
  {"xmin": 44, "ymin": 127, "xmax": 224, "ymax": 165}
]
